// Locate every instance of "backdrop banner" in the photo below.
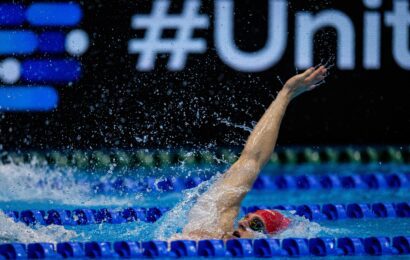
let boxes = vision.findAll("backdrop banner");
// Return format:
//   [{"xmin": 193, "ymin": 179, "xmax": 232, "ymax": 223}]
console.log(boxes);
[{"xmin": 0, "ymin": 0, "xmax": 409, "ymax": 149}]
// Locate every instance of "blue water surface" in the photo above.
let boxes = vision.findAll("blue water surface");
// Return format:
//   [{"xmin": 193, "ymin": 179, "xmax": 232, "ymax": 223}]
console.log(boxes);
[{"xmin": 0, "ymin": 161, "xmax": 409, "ymax": 245}]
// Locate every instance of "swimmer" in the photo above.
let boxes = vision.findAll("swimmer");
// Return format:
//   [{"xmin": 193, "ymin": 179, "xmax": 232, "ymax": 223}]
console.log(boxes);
[{"xmin": 176, "ymin": 65, "xmax": 328, "ymax": 240}]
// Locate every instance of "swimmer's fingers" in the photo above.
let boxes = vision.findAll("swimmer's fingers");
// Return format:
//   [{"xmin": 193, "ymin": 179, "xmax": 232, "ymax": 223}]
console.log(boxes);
[
  {"xmin": 300, "ymin": 67, "xmax": 315, "ymax": 78},
  {"xmin": 283, "ymin": 65, "xmax": 328, "ymax": 99},
  {"xmin": 305, "ymin": 66, "xmax": 327, "ymax": 86},
  {"xmin": 299, "ymin": 64, "xmax": 325, "ymax": 81}
]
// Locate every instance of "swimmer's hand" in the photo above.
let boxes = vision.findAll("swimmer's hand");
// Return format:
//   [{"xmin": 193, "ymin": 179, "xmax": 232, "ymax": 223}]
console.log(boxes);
[{"xmin": 282, "ymin": 66, "xmax": 327, "ymax": 100}]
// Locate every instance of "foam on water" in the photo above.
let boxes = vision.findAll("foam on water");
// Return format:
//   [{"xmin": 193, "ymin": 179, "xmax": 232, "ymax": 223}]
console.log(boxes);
[
  {"xmin": 151, "ymin": 174, "xmax": 342, "ymax": 241},
  {"xmin": 152, "ymin": 176, "xmax": 217, "ymax": 240},
  {"xmin": 0, "ymin": 159, "xmax": 225, "ymax": 209},
  {"xmin": 0, "ymin": 162, "xmax": 143, "ymax": 207},
  {"xmin": 0, "ymin": 212, "xmax": 78, "ymax": 243},
  {"xmin": 0, "ymin": 161, "xmax": 86, "ymax": 202},
  {"xmin": 274, "ymin": 211, "xmax": 345, "ymax": 239},
  {"xmin": 0, "ymin": 160, "xmax": 345, "ymax": 242}
]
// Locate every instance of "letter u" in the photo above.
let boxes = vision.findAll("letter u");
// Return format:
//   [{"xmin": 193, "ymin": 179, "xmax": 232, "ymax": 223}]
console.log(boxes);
[{"xmin": 215, "ymin": 0, "xmax": 287, "ymax": 72}]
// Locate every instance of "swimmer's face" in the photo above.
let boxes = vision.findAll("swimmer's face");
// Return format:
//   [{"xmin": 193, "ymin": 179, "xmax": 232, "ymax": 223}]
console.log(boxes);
[{"xmin": 232, "ymin": 213, "xmax": 265, "ymax": 239}]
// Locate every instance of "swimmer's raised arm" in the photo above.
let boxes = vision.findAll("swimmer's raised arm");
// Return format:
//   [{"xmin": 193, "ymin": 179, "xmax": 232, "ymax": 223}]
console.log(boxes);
[
  {"xmin": 220, "ymin": 66, "xmax": 327, "ymax": 192},
  {"xmin": 181, "ymin": 66, "xmax": 327, "ymax": 239}
]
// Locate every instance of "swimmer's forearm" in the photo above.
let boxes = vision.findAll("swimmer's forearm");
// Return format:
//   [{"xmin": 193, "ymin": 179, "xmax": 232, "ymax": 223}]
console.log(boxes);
[
  {"xmin": 184, "ymin": 67, "xmax": 327, "ymax": 235},
  {"xmin": 240, "ymin": 66, "xmax": 327, "ymax": 169},
  {"xmin": 241, "ymin": 89, "xmax": 291, "ymax": 167}
]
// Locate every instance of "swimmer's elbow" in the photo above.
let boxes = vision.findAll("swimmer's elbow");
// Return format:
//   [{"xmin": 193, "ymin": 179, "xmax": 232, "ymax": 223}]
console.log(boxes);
[
  {"xmin": 239, "ymin": 150, "xmax": 263, "ymax": 170},
  {"xmin": 236, "ymin": 153, "xmax": 262, "ymax": 174}
]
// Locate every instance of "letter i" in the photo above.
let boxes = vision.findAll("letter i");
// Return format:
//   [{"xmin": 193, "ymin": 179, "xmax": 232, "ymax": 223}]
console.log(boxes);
[{"xmin": 363, "ymin": 0, "xmax": 382, "ymax": 69}]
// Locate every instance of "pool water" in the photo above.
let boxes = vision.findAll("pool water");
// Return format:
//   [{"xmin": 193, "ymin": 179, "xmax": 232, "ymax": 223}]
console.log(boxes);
[{"xmin": 0, "ymin": 160, "xmax": 409, "ymax": 246}]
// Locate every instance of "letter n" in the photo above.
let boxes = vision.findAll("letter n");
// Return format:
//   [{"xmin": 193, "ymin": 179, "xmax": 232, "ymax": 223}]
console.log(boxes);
[{"xmin": 295, "ymin": 11, "xmax": 355, "ymax": 69}]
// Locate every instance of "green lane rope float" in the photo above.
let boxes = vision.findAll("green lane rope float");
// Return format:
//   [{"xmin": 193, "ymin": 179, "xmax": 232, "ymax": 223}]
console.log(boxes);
[{"xmin": 0, "ymin": 146, "xmax": 408, "ymax": 169}]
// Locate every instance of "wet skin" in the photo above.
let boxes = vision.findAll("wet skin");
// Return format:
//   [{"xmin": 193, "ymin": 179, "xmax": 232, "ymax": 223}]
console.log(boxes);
[
  {"xmin": 232, "ymin": 213, "xmax": 266, "ymax": 239},
  {"xmin": 182, "ymin": 66, "xmax": 329, "ymax": 240}
]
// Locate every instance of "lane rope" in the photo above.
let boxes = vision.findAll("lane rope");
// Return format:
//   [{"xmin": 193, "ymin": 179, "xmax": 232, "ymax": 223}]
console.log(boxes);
[
  {"xmin": 0, "ymin": 235, "xmax": 409, "ymax": 258},
  {"xmin": 2, "ymin": 146, "xmax": 409, "ymax": 169},
  {"xmin": 90, "ymin": 172, "xmax": 410, "ymax": 194},
  {"xmin": 4, "ymin": 201, "xmax": 409, "ymax": 226}
]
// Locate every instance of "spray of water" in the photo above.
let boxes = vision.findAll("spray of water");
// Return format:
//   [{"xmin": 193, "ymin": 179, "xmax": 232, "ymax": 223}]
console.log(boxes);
[
  {"xmin": 152, "ymin": 175, "xmax": 218, "ymax": 240},
  {"xmin": 0, "ymin": 161, "xmax": 144, "ymax": 207},
  {"xmin": 232, "ymin": 211, "xmax": 344, "ymax": 240},
  {"xmin": 152, "ymin": 175, "xmax": 342, "ymax": 240},
  {"xmin": 0, "ymin": 212, "xmax": 78, "ymax": 243},
  {"xmin": 219, "ymin": 119, "xmax": 254, "ymax": 133},
  {"xmin": 0, "ymin": 159, "xmax": 344, "ymax": 242},
  {"xmin": 0, "ymin": 162, "xmax": 88, "ymax": 203},
  {"xmin": 274, "ymin": 211, "xmax": 345, "ymax": 239}
]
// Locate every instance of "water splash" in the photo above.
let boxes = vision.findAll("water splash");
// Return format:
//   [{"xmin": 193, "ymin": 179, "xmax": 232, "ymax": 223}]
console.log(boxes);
[
  {"xmin": 274, "ymin": 211, "xmax": 345, "ymax": 239},
  {"xmin": 0, "ymin": 159, "xmax": 227, "ymax": 209},
  {"xmin": 0, "ymin": 212, "xmax": 78, "ymax": 243},
  {"xmin": 0, "ymin": 162, "xmax": 87, "ymax": 203},
  {"xmin": 152, "ymin": 176, "xmax": 217, "ymax": 240},
  {"xmin": 152, "ymin": 184, "xmax": 342, "ymax": 241},
  {"xmin": 0, "ymin": 160, "xmax": 349, "ymax": 242},
  {"xmin": 219, "ymin": 119, "xmax": 254, "ymax": 133},
  {"xmin": 276, "ymin": 75, "xmax": 285, "ymax": 86},
  {"xmin": 228, "ymin": 210, "xmax": 343, "ymax": 240},
  {"xmin": 0, "ymin": 162, "xmax": 141, "ymax": 208}
]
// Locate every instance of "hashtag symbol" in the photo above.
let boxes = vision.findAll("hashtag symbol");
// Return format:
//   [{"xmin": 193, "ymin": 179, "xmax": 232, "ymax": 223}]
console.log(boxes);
[{"xmin": 128, "ymin": 0, "xmax": 209, "ymax": 71}]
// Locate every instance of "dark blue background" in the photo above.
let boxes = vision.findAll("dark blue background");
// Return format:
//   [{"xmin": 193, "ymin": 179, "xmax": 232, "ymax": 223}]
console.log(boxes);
[{"xmin": 0, "ymin": 0, "xmax": 408, "ymax": 149}]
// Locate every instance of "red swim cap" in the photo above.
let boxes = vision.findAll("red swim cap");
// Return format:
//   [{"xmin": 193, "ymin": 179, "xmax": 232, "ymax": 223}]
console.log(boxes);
[{"xmin": 253, "ymin": 209, "xmax": 291, "ymax": 234}]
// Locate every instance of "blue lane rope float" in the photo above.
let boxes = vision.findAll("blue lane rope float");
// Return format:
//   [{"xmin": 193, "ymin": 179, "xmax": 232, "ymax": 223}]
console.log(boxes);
[
  {"xmin": 3, "ymin": 202, "xmax": 409, "ymax": 226},
  {"xmin": 0, "ymin": 236, "xmax": 409, "ymax": 258},
  {"xmin": 90, "ymin": 173, "xmax": 410, "ymax": 194},
  {"xmin": 2, "ymin": 146, "xmax": 410, "ymax": 168}
]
